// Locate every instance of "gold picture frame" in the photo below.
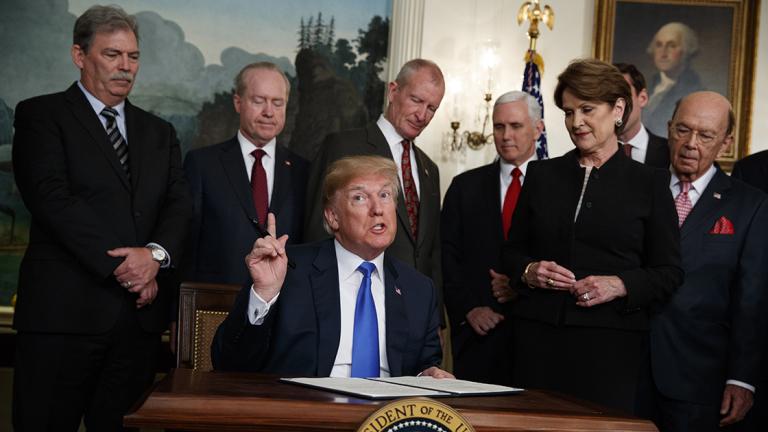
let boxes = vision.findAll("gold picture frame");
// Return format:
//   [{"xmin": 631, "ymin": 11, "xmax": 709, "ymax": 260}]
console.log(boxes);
[{"xmin": 593, "ymin": 0, "xmax": 760, "ymax": 170}]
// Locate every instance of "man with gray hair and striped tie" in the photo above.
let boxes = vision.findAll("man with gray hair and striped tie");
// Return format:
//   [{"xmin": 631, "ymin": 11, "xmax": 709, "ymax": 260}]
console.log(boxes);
[{"xmin": 12, "ymin": 5, "xmax": 191, "ymax": 430}]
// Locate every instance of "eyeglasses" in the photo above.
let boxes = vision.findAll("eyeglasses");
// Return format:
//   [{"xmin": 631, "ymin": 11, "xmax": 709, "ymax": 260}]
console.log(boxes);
[{"xmin": 669, "ymin": 124, "xmax": 720, "ymax": 146}]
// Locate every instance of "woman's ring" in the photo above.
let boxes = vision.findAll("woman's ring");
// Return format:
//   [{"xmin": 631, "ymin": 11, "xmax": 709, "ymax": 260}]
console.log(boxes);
[
  {"xmin": 123, "ymin": 281, "xmax": 132, "ymax": 288},
  {"xmin": 546, "ymin": 278, "xmax": 555, "ymax": 287},
  {"xmin": 583, "ymin": 292, "xmax": 590, "ymax": 301}
]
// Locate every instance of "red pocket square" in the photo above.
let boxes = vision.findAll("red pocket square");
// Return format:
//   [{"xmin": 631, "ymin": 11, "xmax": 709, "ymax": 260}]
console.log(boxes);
[{"xmin": 709, "ymin": 216, "xmax": 735, "ymax": 234}]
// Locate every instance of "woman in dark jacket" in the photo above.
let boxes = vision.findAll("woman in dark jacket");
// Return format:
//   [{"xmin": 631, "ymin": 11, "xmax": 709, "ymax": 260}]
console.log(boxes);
[{"xmin": 503, "ymin": 58, "xmax": 683, "ymax": 413}]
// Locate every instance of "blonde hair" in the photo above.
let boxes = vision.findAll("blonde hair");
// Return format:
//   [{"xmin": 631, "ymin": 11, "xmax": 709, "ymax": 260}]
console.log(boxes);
[{"xmin": 321, "ymin": 155, "xmax": 400, "ymax": 234}]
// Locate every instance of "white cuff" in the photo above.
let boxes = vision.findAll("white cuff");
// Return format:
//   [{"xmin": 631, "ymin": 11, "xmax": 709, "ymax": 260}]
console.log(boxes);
[
  {"xmin": 726, "ymin": 379, "xmax": 755, "ymax": 393},
  {"xmin": 247, "ymin": 285, "xmax": 280, "ymax": 325}
]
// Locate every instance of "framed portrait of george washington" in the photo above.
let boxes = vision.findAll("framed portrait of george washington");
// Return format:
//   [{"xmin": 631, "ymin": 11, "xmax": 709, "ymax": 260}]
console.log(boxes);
[{"xmin": 593, "ymin": 0, "xmax": 760, "ymax": 170}]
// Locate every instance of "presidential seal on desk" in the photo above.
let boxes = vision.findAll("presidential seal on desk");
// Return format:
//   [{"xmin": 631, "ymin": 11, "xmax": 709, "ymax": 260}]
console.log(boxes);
[{"xmin": 358, "ymin": 398, "xmax": 475, "ymax": 432}]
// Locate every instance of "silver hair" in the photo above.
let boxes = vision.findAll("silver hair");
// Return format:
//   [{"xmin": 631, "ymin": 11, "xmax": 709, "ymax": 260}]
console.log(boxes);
[
  {"xmin": 73, "ymin": 5, "xmax": 139, "ymax": 53},
  {"xmin": 646, "ymin": 22, "xmax": 699, "ymax": 60},
  {"xmin": 494, "ymin": 91, "xmax": 542, "ymax": 124}
]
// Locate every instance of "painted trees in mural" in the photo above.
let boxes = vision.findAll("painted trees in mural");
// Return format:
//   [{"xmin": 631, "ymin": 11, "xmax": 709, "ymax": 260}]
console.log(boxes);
[{"xmin": 290, "ymin": 13, "xmax": 390, "ymax": 159}]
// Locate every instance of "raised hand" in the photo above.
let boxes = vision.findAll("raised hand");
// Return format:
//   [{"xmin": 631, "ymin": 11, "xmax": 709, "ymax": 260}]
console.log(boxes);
[{"xmin": 246, "ymin": 213, "xmax": 289, "ymax": 302}]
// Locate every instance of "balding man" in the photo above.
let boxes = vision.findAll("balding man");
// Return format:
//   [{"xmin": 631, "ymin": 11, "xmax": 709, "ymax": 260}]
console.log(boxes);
[
  {"xmin": 645, "ymin": 92, "xmax": 768, "ymax": 431},
  {"xmin": 644, "ymin": 22, "xmax": 705, "ymax": 137},
  {"xmin": 304, "ymin": 59, "xmax": 446, "ymax": 327},
  {"xmin": 441, "ymin": 91, "xmax": 542, "ymax": 385}
]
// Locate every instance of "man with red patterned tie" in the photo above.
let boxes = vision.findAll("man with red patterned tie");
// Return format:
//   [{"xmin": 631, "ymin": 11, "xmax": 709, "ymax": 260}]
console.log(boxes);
[
  {"xmin": 643, "ymin": 91, "xmax": 768, "ymax": 432},
  {"xmin": 441, "ymin": 91, "xmax": 543, "ymax": 385},
  {"xmin": 304, "ymin": 59, "xmax": 446, "ymax": 329}
]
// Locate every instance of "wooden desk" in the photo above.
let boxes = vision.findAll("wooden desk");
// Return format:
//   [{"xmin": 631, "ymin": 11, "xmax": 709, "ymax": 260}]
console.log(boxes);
[{"xmin": 125, "ymin": 369, "xmax": 657, "ymax": 431}]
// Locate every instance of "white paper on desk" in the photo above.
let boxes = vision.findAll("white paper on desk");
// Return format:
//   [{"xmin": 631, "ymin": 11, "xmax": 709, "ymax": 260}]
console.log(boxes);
[
  {"xmin": 281, "ymin": 377, "xmax": 450, "ymax": 399},
  {"xmin": 371, "ymin": 376, "xmax": 524, "ymax": 396}
]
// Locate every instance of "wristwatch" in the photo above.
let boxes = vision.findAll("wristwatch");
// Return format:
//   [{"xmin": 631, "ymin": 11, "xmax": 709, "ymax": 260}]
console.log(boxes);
[{"xmin": 147, "ymin": 245, "xmax": 168, "ymax": 266}]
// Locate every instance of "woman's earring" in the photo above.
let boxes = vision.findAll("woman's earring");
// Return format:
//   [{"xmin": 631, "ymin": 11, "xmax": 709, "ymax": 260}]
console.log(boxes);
[{"xmin": 615, "ymin": 118, "xmax": 623, "ymax": 128}]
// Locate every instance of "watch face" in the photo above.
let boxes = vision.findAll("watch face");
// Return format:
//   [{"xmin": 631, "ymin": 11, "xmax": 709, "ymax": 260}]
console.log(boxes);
[{"xmin": 151, "ymin": 248, "xmax": 166, "ymax": 262}]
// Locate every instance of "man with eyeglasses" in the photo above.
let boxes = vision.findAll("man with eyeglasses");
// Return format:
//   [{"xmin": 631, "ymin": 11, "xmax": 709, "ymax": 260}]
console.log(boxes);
[{"xmin": 641, "ymin": 91, "xmax": 768, "ymax": 432}]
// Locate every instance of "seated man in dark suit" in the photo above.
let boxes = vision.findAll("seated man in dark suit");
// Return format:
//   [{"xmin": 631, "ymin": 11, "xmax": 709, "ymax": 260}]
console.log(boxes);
[
  {"xmin": 614, "ymin": 63, "xmax": 670, "ymax": 169},
  {"xmin": 212, "ymin": 155, "xmax": 452, "ymax": 378},
  {"xmin": 645, "ymin": 91, "xmax": 768, "ymax": 431}
]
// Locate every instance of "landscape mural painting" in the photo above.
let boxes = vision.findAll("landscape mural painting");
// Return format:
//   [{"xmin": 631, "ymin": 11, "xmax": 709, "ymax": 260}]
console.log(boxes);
[{"xmin": 0, "ymin": 0, "xmax": 392, "ymax": 307}]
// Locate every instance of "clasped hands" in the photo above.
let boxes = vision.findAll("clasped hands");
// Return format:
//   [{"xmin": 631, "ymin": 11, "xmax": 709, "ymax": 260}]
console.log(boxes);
[
  {"xmin": 107, "ymin": 246, "xmax": 160, "ymax": 308},
  {"xmin": 522, "ymin": 260, "xmax": 627, "ymax": 307}
]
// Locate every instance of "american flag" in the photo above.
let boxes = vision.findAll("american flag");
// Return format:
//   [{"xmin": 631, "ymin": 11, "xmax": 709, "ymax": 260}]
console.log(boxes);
[{"xmin": 522, "ymin": 50, "xmax": 549, "ymax": 160}]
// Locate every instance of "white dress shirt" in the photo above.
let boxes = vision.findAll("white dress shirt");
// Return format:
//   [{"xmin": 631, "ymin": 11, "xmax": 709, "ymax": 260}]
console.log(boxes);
[
  {"xmin": 669, "ymin": 164, "xmax": 755, "ymax": 393},
  {"xmin": 625, "ymin": 125, "xmax": 650, "ymax": 164},
  {"xmin": 377, "ymin": 115, "xmax": 421, "ymax": 199},
  {"xmin": 238, "ymin": 131, "xmax": 276, "ymax": 205},
  {"xmin": 78, "ymin": 81, "xmax": 127, "ymax": 142},
  {"xmin": 669, "ymin": 164, "xmax": 716, "ymax": 208},
  {"xmin": 247, "ymin": 240, "xmax": 390, "ymax": 377},
  {"xmin": 498, "ymin": 153, "xmax": 537, "ymax": 208}
]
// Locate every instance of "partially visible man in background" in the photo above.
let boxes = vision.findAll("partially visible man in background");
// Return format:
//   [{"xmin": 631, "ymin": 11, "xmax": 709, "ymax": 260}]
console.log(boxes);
[{"xmin": 614, "ymin": 62, "xmax": 669, "ymax": 168}]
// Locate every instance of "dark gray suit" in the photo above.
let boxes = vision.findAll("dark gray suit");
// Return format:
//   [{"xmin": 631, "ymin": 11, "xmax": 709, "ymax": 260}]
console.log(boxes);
[
  {"xmin": 183, "ymin": 137, "xmax": 308, "ymax": 285},
  {"xmin": 304, "ymin": 123, "xmax": 442, "ymax": 308}
]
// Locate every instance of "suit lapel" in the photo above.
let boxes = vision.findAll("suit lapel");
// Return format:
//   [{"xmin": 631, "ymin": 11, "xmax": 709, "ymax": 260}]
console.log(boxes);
[
  {"xmin": 124, "ymin": 100, "xmax": 142, "ymax": 190},
  {"xmin": 681, "ymin": 169, "xmax": 731, "ymax": 239},
  {"xmin": 65, "ymin": 84, "xmax": 130, "ymax": 190},
  {"xmin": 383, "ymin": 257, "xmax": 408, "ymax": 377},
  {"xmin": 270, "ymin": 145, "xmax": 292, "ymax": 220},
  {"xmin": 311, "ymin": 240, "xmax": 342, "ymax": 376},
  {"xmin": 485, "ymin": 161, "xmax": 504, "ymax": 238},
  {"xmin": 219, "ymin": 137, "xmax": 259, "ymax": 224},
  {"xmin": 412, "ymin": 145, "xmax": 434, "ymax": 247}
]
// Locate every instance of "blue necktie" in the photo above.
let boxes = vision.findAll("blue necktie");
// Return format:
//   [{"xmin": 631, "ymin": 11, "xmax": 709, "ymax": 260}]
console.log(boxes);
[{"xmin": 351, "ymin": 261, "xmax": 379, "ymax": 378}]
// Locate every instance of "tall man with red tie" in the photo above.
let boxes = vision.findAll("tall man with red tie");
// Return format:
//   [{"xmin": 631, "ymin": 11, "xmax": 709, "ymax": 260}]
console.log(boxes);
[
  {"xmin": 441, "ymin": 91, "xmax": 543, "ymax": 384},
  {"xmin": 644, "ymin": 91, "xmax": 768, "ymax": 431},
  {"xmin": 183, "ymin": 63, "xmax": 308, "ymax": 285},
  {"xmin": 304, "ymin": 59, "xmax": 446, "ymax": 328}
]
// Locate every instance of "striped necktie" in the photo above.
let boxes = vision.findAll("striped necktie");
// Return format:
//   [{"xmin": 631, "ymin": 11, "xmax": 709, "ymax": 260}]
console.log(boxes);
[{"xmin": 100, "ymin": 107, "xmax": 129, "ymax": 177}]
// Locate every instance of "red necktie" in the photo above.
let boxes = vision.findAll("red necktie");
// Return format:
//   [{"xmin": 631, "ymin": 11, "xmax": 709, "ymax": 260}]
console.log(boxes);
[
  {"xmin": 251, "ymin": 149, "xmax": 268, "ymax": 226},
  {"xmin": 675, "ymin": 181, "xmax": 693, "ymax": 227},
  {"xmin": 623, "ymin": 143, "xmax": 633, "ymax": 158},
  {"xmin": 502, "ymin": 168, "xmax": 522, "ymax": 240},
  {"xmin": 401, "ymin": 140, "xmax": 419, "ymax": 239}
]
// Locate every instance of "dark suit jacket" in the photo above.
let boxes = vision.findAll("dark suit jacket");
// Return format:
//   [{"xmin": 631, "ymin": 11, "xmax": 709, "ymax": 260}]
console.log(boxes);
[
  {"xmin": 651, "ymin": 169, "xmax": 768, "ymax": 404},
  {"xmin": 644, "ymin": 129, "xmax": 670, "ymax": 169},
  {"xmin": 441, "ymin": 161, "xmax": 508, "ymax": 327},
  {"xmin": 502, "ymin": 149, "xmax": 683, "ymax": 330},
  {"xmin": 304, "ymin": 122, "xmax": 442, "ymax": 304},
  {"xmin": 732, "ymin": 149, "xmax": 768, "ymax": 193},
  {"xmin": 183, "ymin": 137, "xmax": 308, "ymax": 284},
  {"xmin": 12, "ymin": 82, "xmax": 191, "ymax": 334},
  {"xmin": 211, "ymin": 239, "xmax": 442, "ymax": 376}
]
